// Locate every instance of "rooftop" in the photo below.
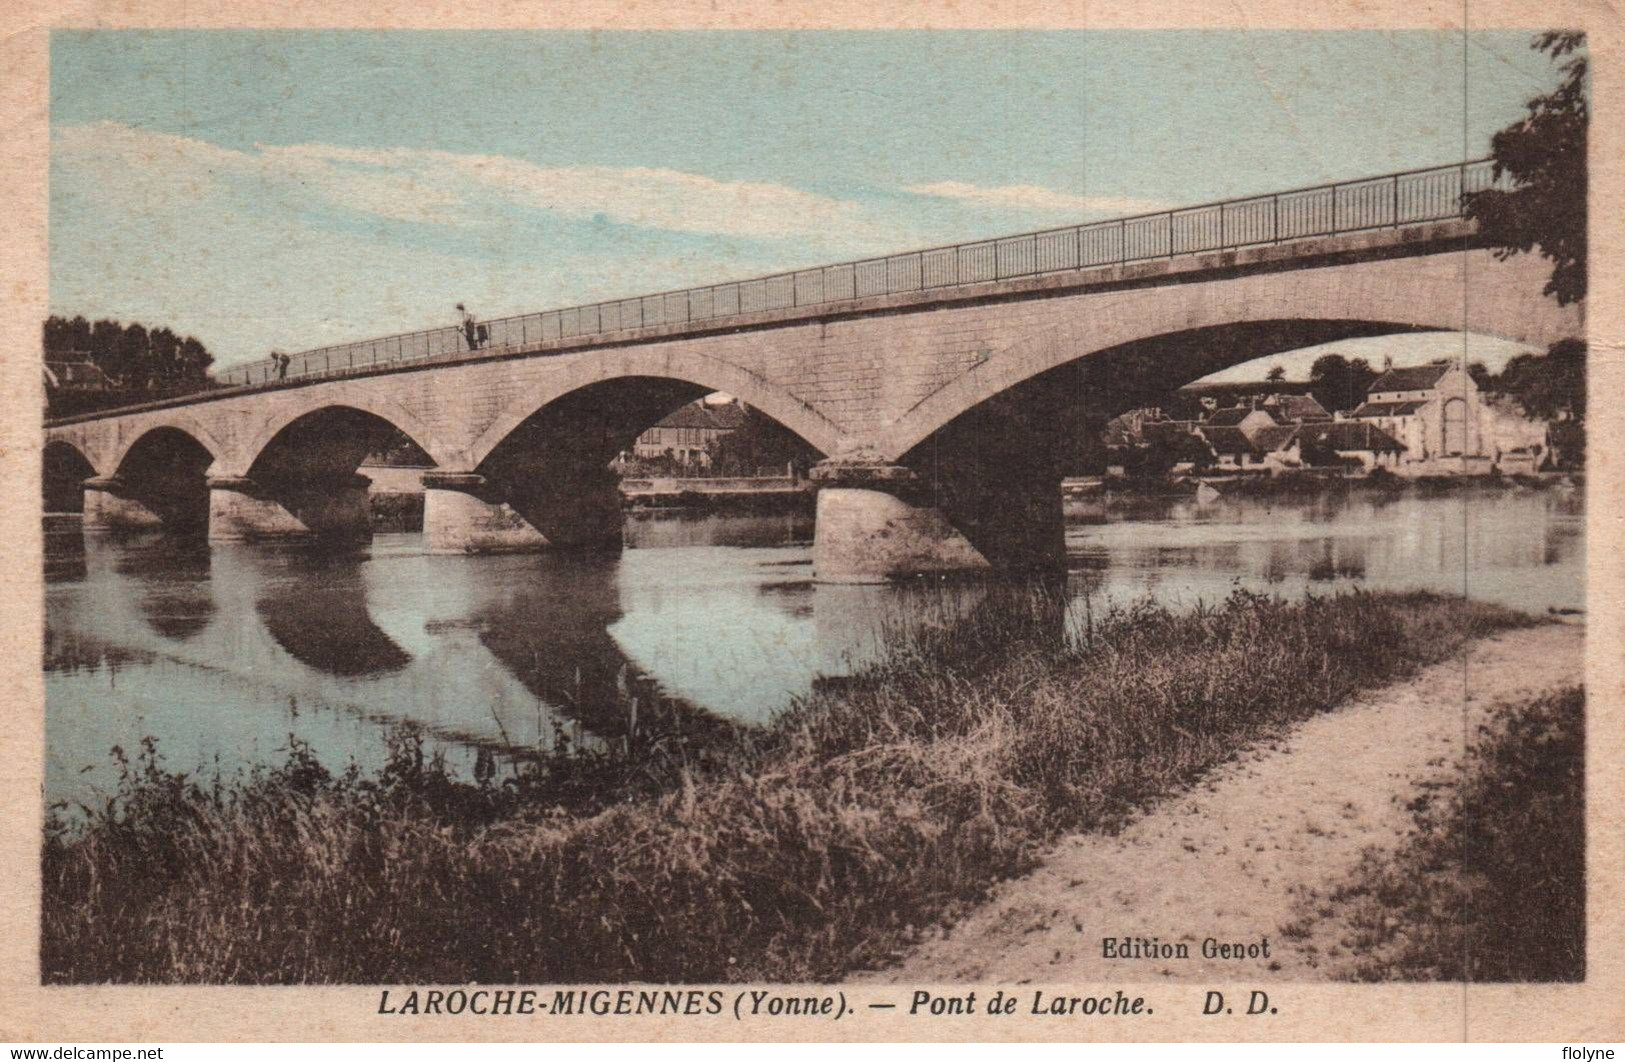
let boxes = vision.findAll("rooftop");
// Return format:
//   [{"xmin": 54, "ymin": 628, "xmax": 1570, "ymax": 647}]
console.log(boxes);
[
  {"xmin": 1304, "ymin": 421, "xmax": 1406, "ymax": 453},
  {"xmin": 1350, "ymin": 400, "xmax": 1428, "ymax": 418},
  {"xmin": 1367, "ymin": 362, "xmax": 1454, "ymax": 393},
  {"xmin": 653, "ymin": 401, "xmax": 748, "ymax": 431}
]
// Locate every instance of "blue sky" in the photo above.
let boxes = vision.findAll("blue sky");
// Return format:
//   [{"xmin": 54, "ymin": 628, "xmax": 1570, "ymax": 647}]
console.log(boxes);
[{"xmin": 49, "ymin": 30, "xmax": 1561, "ymax": 374}]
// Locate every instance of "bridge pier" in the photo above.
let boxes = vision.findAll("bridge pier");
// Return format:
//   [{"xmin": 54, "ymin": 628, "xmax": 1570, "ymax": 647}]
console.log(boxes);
[
  {"xmin": 811, "ymin": 461, "xmax": 991, "ymax": 583},
  {"xmin": 208, "ymin": 474, "xmax": 373, "ymax": 543},
  {"xmin": 811, "ymin": 456, "xmax": 1066, "ymax": 584},
  {"xmin": 81, "ymin": 476, "xmax": 165, "ymax": 532},
  {"xmin": 422, "ymin": 472, "xmax": 549, "ymax": 554}
]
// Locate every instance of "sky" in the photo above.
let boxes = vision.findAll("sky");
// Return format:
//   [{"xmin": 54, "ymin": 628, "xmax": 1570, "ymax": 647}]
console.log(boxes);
[{"xmin": 48, "ymin": 30, "xmax": 1562, "ymax": 375}]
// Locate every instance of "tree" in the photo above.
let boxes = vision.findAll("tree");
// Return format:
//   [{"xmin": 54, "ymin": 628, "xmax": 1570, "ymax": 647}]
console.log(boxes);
[
  {"xmin": 43, "ymin": 314, "xmax": 214, "ymax": 392},
  {"xmin": 1472, "ymin": 338, "xmax": 1585, "ymax": 468},
  {"xmin": 1265, "ymin": 364, "xmax": 1286, "ymax": 383},
  {"xmin": 43, "ymin": 315, "xmax": 217, "ymax": 415},
  {"xmin": 705, "ymin": 406, "xmax": 821, "ymax": 476},
  {"xmin": 1138, "ymin": 428, "xmax": 1213, "ymax": 478},
  {"xmin": 1493, "ymin": 338, "xmax": 1586, "ymax": 422},
  {"xmin": 1308, "ymin": 354, "xmax": 1378, "ymax": 413},
  {"xmin": 1464, "ymin": 32, "xmax": 1587, "ymax": 305}
]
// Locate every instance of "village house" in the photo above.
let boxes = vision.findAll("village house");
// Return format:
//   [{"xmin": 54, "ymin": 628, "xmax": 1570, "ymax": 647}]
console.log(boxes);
[
  {"xmin": 44, "ymin": 353, "xmax": 113, "ymax": 392},
  {"xmin": 1202, "ymin": 405, "xmax": 1281, "ymax": 437},
  {"xmin": 1299, "ymin": 421, "xmax": 1407, "ymax": 472},
  {"xmin": 1260, "ymin": 392, "xmax": 1333, "ymax": 423},
  {"xmin": 1198, "ymin": 422, "xmax": 1301, "ymax": 472},
  {"xmin": 1346, "ymin": 360, "xmax": 1548, "ymax": 475},
  {"xmin": 1190, "ymin": 393, "xmax": 1333, "ymax": 472},
  {"xmin": 632, "ymin": 399, "xmax": 747, "ymax": 468}
]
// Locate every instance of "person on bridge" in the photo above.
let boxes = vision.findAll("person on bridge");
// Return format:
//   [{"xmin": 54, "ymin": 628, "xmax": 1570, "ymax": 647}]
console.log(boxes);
[
  {"xmin": 457, "ymin": 303, "xmax": 484, "ymax": 351},
  {"xmin": 274, "ymin": 352, "xmax": 290, "ymax": 380}
]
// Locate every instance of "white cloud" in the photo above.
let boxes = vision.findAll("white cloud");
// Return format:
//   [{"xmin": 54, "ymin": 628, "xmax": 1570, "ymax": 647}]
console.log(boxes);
[
  {"xmin": 905, "ymin": 180, "xmax": 1168, "ymax": 217},
  {"xmin": 53, "ymin": 122, "xmax": 878, "ymax": 241},
  {"xmin": 269, "ymin": 143, "xmax": 871, "ymax": 240}
]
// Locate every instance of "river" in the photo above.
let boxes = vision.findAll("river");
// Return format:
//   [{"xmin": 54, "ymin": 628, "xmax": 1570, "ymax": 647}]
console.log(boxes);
[{"xmin": 43, "ymin": 486, "xmax": 1584, "ymax": 811}]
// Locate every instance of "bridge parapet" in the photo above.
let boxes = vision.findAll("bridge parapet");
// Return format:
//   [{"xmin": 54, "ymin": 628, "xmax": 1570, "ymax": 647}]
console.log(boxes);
[{"xmin": 211, "ymin": 159, "xmax": 1504, "ymax": 392}]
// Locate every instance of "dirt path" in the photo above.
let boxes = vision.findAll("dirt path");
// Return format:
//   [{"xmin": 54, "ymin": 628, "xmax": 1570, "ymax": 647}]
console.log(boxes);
[{"xmin": 866, "ymin": 622, "xmax": 1583, "ymax": 983}]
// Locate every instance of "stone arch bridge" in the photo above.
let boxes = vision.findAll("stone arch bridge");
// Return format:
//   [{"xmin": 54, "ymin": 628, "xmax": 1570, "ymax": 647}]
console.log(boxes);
[{"xmin": 45, "ymin": 162, "xmax": 1580, "ymax": 581}]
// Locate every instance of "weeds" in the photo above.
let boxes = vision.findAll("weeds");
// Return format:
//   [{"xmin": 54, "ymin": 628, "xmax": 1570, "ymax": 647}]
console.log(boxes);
[
  {"xmin": 1332, "ymin": 687, "xmax": 1584, "ymax": 982},
  {"xmin": 42, "ymin": 588, "xmax": 1532, "ymax": 984}
]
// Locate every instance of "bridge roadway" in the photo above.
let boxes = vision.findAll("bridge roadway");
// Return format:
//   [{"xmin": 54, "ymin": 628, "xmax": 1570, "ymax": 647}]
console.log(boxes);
[{"xmin": 44, "ymin": 161, "xmax": 1581, "ymax": 582}]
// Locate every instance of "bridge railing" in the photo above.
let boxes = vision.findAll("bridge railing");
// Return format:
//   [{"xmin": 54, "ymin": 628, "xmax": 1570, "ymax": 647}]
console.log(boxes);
[{"xmin": 214, "ymin": 158, "xmax": 1501, "ymax": 389}]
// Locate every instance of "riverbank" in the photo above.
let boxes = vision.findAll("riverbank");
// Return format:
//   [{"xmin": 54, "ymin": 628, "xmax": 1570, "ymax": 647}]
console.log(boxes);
[
  {"xmin": 867, "ymin": 623, "xmax": 1582, "ymax": 983},
  {"xmin": 44, "ymin": 589, "xmax": 1536, "ymax": 984},
  {"xmin": 1065, "ymin": 467, "xmax": 1582, "ymax": 502}
]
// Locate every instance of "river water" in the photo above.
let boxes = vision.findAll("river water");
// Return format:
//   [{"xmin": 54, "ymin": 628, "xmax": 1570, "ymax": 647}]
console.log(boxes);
[{"xmin": 43, "ymin": 487, "xmax": 1584, "ymax": 811}]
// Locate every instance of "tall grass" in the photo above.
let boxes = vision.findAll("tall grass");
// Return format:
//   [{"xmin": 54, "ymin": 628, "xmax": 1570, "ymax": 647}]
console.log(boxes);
[{"xmin": 42, "ymin": 588, "xmax": 1530, "ymax": 984}]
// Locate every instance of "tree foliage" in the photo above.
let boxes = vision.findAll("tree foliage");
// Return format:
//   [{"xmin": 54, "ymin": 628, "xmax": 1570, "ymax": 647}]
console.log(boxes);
[
  {"xmin": 1464, "ymin": 31, "xmax": 1588, "ymax": 305},
  {"xmin": 44, "ymin": 314, "xmax": 214, "ymax": 392},
  {"xmin": 1308, "ymin": 353, "xmax": 1378, "ymax": 413},
  {"xmin": 705, "ymin": 406, "xmax": 821, "ymax": 476},
  {"xmin": 1482, "ymin": 338, "xmax": 1586, "ymax": 422}
]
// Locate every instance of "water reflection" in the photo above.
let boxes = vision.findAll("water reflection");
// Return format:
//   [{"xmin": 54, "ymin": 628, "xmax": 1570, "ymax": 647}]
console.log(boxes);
[
  {"xmin": 1064, "ymin": 489, "xmax": 1584, "ymax": 616},
  {"xmin": 116, "ymin": 539, "xmax": 217, "ymax": 642},
  {"xmin": 44, "ymin": 487, "xmax": 1584, "ymax": 809},
  {"xmin": 255, "ymin": 552, "xmax": 410, "ymax": 676}
]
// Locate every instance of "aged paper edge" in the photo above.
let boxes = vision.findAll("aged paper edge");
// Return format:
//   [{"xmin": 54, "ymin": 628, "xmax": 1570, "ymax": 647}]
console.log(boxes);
[{"xmin": 0, "ymin": 0, "xmax": 1619, "ymax": 1043}]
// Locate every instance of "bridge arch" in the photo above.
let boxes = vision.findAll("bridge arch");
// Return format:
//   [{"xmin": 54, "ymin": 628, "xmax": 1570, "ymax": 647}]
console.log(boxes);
[
  {"xmin": 230, "ymin": 390, "xmax": 454, "ymax": 477},
  {"xmin": 108, "ymin": 425, "xmax": 220, "ymax": 532},
  {"xmin": 460, "ymin": 348, "xmax": 844, "ymax": 470},
  {"xmin": 878, "ymin": 249, "xmax": 1574, "ymax": 462},
  {"xmin": 43, "ymin": 439, "xmax": 97, "ymax": 513},
  {"xmin": 107, "ymin": 415, "xmax": 229, "ymax": 478}
]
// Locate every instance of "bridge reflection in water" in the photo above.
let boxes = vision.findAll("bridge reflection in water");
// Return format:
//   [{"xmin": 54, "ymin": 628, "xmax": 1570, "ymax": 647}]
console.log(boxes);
[
  {"xmin": 43, "ymin": 489, "xmax": 1583, "ymax": 811},
  {"xmin": 42, "ymin": 514, "xmax": 990, "ymax": 810}
]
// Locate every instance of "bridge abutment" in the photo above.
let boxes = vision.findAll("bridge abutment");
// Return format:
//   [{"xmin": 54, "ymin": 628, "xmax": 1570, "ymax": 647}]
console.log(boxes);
[
  {"xmin": 422, "ymin": 472, "xmax": 549, "ymax": 554},
  {"xmin": 81, "ymin": 477, "xmax": 165, "ymax": 532}
]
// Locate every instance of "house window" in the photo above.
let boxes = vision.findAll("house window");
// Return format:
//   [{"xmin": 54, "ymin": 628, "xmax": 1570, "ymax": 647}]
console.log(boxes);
[{"xmin": 1443, "ymin": 398, "xmax": 1467, "ymax": 455}]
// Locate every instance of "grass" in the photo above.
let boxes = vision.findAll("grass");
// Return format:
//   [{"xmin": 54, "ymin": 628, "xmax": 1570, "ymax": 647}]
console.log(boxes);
[
  {"xmin": 42, "ymin": 588, "xmax": 1533, "ymax": 984},
  {"xmin": 1328, "ymin": 687, "xmax": 1585, "ymax": 982}
]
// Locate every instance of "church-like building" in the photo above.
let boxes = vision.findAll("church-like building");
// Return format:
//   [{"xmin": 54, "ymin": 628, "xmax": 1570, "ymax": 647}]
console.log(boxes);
[{"xmin": 1347, "ymin": 361, "xmax": 1548, "ymax": 476}]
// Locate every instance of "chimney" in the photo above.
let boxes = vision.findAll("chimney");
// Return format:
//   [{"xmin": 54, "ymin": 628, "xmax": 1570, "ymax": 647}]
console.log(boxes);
[{"xmin": 1382, "ymin": 354, "xmax": 1394, "ymax": 371}]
